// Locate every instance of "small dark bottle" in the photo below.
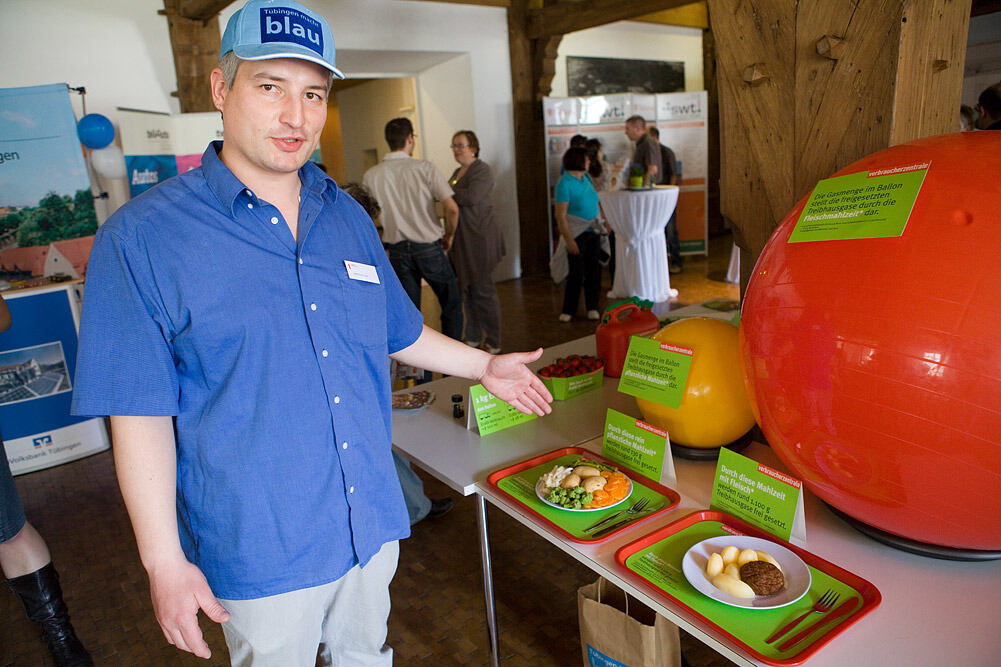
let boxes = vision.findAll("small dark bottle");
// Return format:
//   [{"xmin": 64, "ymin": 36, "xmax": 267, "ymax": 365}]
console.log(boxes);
[{"xmin": 451, "ymin": 393, "xmax": 464, "ymax": 419}]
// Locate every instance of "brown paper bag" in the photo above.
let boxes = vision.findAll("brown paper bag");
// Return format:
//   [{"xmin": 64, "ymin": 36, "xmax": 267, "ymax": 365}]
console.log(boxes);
[{"xmin": 578, "ymin": 577, "xmax": 681, "ymax": 667}]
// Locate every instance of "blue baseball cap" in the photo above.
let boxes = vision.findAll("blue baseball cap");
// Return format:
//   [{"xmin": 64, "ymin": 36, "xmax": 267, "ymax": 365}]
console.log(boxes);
[{"xmin": 220, "ymin": 0, "xmax": 345, "ymax": 79}]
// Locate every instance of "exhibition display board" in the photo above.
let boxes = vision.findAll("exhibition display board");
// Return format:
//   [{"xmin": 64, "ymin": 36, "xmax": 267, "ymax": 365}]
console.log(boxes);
[
  {"xmin": 391, "ymin": 305, "xmax": 1001, "ymax": 667},
  {"xmin": 118, "ymin": 109, "xmax": 224, "ymax": 198},
  {"xmin": 543, "ymin": 91, "xmax": 709, "ymax": 256},
  {"xmin": 1, "ymin": 283, "xmax": 109, "ymax": 474}
]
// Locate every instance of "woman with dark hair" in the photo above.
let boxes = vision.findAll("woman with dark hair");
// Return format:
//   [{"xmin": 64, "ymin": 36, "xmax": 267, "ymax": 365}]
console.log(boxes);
[
  {"xmin": 554, "ymin": 146, "xmax": 603, "ymax": 322},
  {"xmin": 448, "ymin": 130, "xmax": 505, "ymax": 353},
  {"xmin": 584, "ymin": 138, "xmax": 609, "ymax": 191}
]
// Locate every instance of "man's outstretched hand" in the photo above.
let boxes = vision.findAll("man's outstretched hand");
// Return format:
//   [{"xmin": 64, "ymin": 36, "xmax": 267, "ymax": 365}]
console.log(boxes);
[{"xmin": 478, "ymin": 347, "xmax": 553, "ymax": 416}]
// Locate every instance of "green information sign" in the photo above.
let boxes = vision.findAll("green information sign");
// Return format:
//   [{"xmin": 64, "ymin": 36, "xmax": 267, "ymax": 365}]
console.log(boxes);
[
  {"xmin": 468, "ymin": 384, "xmax": 537, "ymax": 436},
  {"xmin": 617, "ymin": 336, "xmax": 693, "ymax": 408},
  {"xmin": 710, "ymin": 448, "xmax": 803, "ymax": 541},
  {"xmin": 789, "ymin": 165, "xmax": 928, "ymax": 243},
  {"xmin": 601, "ymin": 409, "xmax": 670, "ymax": 483}
]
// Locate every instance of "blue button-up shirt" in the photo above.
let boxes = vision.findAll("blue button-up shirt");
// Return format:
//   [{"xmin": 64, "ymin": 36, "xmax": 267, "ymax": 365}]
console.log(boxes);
[{"xmin": 71, "ymin": 142, "xmax": 423, "ymax": 600}]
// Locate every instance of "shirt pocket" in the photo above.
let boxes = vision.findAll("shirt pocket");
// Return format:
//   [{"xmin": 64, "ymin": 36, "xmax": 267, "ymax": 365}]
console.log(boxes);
[{"xmin": 339, "ymin": 265, "xmax": 388, "ymax": 350}]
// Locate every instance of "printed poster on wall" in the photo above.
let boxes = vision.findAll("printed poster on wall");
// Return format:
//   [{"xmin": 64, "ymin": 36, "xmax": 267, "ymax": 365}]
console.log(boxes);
[
  {"xmin": 655, "ymin": 91, "xmax": 709, "ymax": 254},
  {"xmin": 542, "ymin": 91, "xmax": 709, "ymax": 257},
  {"xmin": 2, "ymin": 284, "xmax": 109, "ymax": 475},
  {"xmin": 119, "ymin": 109, "xmax": 224, "ymax": 198},
  {"xmin": 0, "ymin": 84, "xmax": 99, "ymax": 288}
]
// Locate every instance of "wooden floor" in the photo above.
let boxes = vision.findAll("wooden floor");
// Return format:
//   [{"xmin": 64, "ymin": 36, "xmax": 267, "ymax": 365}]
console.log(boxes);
[{"xmin": 1, "ymin": 234, "xmax": 739, "ymax": 666}]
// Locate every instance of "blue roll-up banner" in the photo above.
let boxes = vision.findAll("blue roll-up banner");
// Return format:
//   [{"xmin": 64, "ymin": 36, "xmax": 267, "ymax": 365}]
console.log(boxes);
[{"xmin": 2, "ymin": 284, "xmax": 109, "ymax": 475}]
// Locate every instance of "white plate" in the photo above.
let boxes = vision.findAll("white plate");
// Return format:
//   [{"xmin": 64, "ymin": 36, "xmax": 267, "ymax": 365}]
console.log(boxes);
[
  {"xmin": 535, "ymin": 476, "xmax": 632, "ymax": 512},
  {"xmin": 682, "ymin": 536, "xmax": 812, "ymax": 609}
]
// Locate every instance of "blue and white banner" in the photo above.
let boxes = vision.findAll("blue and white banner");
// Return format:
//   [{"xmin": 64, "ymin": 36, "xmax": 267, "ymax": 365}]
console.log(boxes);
[
  {"xmin": 0, "ymin": 84, "xmax": 98, "ymax": 251},
  {"xmin": 1, "ymin": 284, "xmax": 109, "ymax": 474},
  {"xmin": 119, "ymin": 109, "xmax": 223, "ymax": 198}
]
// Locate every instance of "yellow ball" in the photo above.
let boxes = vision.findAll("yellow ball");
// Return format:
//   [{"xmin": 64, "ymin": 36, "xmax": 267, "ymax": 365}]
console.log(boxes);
[{"xmin": 636, "ymin": 317, "xmax": 756, "ymax": 448}]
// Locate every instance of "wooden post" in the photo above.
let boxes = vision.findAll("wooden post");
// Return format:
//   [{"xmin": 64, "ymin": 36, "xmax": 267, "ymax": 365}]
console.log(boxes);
[
  {"xmin": 706, "ymin": 0, "xmax": 971, "ymax": 290},
  {"xmin": 161, "ymin": 0, "xmax": 228, "ymax": 113}
]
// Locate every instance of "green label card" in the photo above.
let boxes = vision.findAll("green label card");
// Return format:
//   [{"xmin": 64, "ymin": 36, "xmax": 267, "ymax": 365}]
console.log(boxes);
[
  {"xmin": 789, "ymin": 164, "xmax": 928, "ymax": 243},
  {"xmin": 601, "ymin": 409, "xmax": 675, "ymax": 485},
  {"xmin": 617, "ymin": 336, "xmax": 694, "ymax": 408},
  {"xmin": 710, "ymin": 448, "xmax": 804, "ymax": 541},
  {"xmin": 467, "ymin": 384, "xmax": 537, "ymax": 436}
]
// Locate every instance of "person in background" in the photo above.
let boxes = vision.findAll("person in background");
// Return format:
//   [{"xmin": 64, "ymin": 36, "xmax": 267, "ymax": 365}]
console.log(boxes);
[
  {"xmin": 649, "ymin": 126, "xmax": 683, "ymax": 275},
  {"xmin": 341, "ymin": 181, "xmax": 454, "ymax": 524},
  {"xmin": 555, "ymin": 147, "xmax": 603, "ymax": 323},
  {"xmin": 585, "ymin": 137, "xmax": 615, "ymax": 283},
  {"xmin": 959, "ymin": 104, "xmax": 978, "ymax": 132},
  {"xmin": 624, "ymin": 115, "xmax": 662, "ymax": 188},
  {"xmin": 976, "ymin": 83, "xmax": 1001, "ymax": 130},
  {"xmin": 364, "ymin": 117, "xmax": 464, "ymax": 340},
  {"xmin": 70, "ymin": 1, "xmax": 552, "ymax": 664},
  {"xmin": 570, "ymin": 134, "xmax": 588, "ymax": 149},
  {"xmin": 0, "ymin": 295, "xmax": 92, "ymax": 667},
  {"xmin": 448, "ymin": 130, "xmax": 505, "ymax": 355}
]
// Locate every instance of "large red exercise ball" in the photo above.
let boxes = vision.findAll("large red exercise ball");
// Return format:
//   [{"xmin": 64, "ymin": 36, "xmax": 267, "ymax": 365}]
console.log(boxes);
[
  {"xmin": 739, "ymin": 131, "xmax": 1001, "ymax": 551},
  {"xmin": 76, "ymin": 113, "xmax": 115, "ymax": 149},
  {"xmin": 637, "ymin": 317, "xmax": 756, "ymax": 448}
]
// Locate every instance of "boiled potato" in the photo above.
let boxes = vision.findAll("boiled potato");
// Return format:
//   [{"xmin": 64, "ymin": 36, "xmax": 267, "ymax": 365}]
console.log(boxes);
[
  {"xmin": 705, "ymin": 552, "xmax": 724, "ymax": 578},
  {"xmin": 710, "ymin": 573, "xmax": 755, "ymax": 599},
  {"xmin": 573, "ymin": 465, "xmax": 601, "ymax": 478},
  {"xmin": 737, "ymin": 548, "xmax": 759, "ymax": 566},
  {"xmin": 724, "ymin": 563, "xmax": 740, "ymax": 579},
  {"xmin": 581, "ymin": 476, "xmax": 607, "ymax": 493},
  {"xmin": 756, "ymin": 550, "xmax": 782, "ymax": 571},
  {"xmin": 720, "ymin": 545, "xmax": 739, "ymax": 565},
  {"xmin": 560, "ymin": 473, "xmax": 581, "ymax": 489}
]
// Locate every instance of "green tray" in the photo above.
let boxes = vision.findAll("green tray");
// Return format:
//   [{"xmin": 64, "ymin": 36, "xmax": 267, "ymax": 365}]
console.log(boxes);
[
  {"xmin": 615, "ymin": 510, "xmax": 881, "ymax": 665},
  {"xmin": 487, "ymin": 447, "xmax": 680, "ymax": 544}
]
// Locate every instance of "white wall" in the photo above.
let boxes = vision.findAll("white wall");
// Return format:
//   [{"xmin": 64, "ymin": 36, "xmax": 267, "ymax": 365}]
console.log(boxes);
[
  {"xmin": 337, "ymin": 77, "xmax": 419, "ymax": 182},
  {"xmin": 550, "ymin": 21, "xmax": 705, "ymax": 97}
]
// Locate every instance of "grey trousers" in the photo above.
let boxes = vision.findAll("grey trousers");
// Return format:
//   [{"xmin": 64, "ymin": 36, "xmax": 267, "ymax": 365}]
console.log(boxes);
[
  {"xmin": 219, "ymin": 540, "xmax": 399, "ymax": 667},
  {"xmin": 460, "ymin": 275, "xmax": 502, "ymax": 350}
]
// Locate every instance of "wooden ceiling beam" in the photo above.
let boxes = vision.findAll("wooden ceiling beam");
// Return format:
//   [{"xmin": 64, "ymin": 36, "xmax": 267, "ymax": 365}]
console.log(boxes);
[
  {"xmin": 175, "ymin": 0, "xmax": 233, "ymax": 23},
  {"xmin": 527, "ymin": 0, "xmax": 695, "ymax": 39}
]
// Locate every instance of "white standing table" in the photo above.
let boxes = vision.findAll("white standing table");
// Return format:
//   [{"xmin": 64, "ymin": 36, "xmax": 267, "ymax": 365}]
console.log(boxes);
[
  {"xmin": 392, "ymin": 334, "xmax": 1001, "ymax": 667},
  {"xmin": 599, "ymin": 187, "xmax": 679, "ymax": 302}
]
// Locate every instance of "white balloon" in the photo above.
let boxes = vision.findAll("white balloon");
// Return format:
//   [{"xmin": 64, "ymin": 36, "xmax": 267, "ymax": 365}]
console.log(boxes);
[{"xmin": 90, "ymin": 145, "xmax": 126, "ymax": 180}]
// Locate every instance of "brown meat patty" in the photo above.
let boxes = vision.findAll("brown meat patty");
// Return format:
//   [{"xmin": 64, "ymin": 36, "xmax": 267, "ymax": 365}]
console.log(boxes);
[{"xmin": 739, "ymin": 561, "xmax": 785, "ymax": 595}]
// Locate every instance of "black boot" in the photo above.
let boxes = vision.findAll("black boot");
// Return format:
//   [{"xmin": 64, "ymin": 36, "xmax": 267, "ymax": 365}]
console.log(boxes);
[{"xmin": 6, "ymin": 562, "xmax": 93, "ymax": 667}]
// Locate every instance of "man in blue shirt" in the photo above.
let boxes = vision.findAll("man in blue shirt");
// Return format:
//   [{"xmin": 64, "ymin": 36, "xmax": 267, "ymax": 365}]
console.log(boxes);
[{"xmin": 70, "ymin": 1, "xmax": 552, "ymax": 664}]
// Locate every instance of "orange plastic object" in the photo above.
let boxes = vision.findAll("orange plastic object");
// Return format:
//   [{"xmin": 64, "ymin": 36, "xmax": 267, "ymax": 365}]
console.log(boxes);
[
  {"xmin": 636, "ymin": 317, "xmax": 755, "ymax": 448},
  {"xmin": 739, "ymin": 132, "xmax": 1001, "ymax": 551},
  {"xmin": 595, "ymin": 303, "xmax": 661, "ymax": 377}
]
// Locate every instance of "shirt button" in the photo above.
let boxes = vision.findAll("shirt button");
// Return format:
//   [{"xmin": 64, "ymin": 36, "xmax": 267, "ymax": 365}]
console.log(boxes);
[
  {"xmin": 322, "ymin": 349, "xmax": 329, "ymax": 357},
  {"xmin": 245, "ymin": 190, "xmax": 252, "ymax": 196},
  {"xmin": 333, "ymin": 396, "xmax": 340, "ymax": 404},
  {"xmin": 342, "ymin": 442, "xmax": 348, "ymax": 450},
  {"xmin": 310, "ymin": 303, "xmax": 317, "ymax": 311},
  {"xmin": 270, "ymin": 216, "xmax": 279, "ymax": 224},
  {"xmin": 298, "ymin": 257, "xmax": 303, "ymax": 265},
  {"xmin": 247, "ymin": 203, "xmax": 253, "ymax": 209},
  {"xmin": 349, "ymin": 486, "xmax": 355, "ymax": 494}
]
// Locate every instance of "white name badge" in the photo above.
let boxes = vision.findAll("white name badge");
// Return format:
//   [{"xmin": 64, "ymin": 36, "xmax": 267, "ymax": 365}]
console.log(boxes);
[{"xmin": 344, "ymin": 260, "xmax": 380, "ymax": 284}]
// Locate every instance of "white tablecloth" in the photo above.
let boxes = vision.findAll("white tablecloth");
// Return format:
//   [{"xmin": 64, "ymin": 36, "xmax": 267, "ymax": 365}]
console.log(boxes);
[{"xmin": 599, "ymin": 187, "xmax": 679, "ymax": 302}]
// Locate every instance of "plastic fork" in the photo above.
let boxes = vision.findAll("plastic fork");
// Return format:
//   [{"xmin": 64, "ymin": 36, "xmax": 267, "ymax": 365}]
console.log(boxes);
[
  {"xmin": 582, "ymin": 497, "xmax": 649, "ymax": 532},
  {"xmin": 765, "ymin": 590, "xmax": 840, "ymax": 644}
]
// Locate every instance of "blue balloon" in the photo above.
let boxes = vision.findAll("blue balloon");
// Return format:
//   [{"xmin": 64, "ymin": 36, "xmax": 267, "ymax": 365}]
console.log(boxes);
[{"xmin": 77, "ymin": 113, "xmax": 115, "ymax": 150}]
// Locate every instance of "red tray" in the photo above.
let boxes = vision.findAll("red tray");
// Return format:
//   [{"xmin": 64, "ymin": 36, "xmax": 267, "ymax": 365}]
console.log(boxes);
[
  {"xmin": 614, "ymin": 510, "xmax": 881, "ymax": 665},
  {"xmin": 486, "ymin": 447, "xmax": 681, "ymax": 544}
]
